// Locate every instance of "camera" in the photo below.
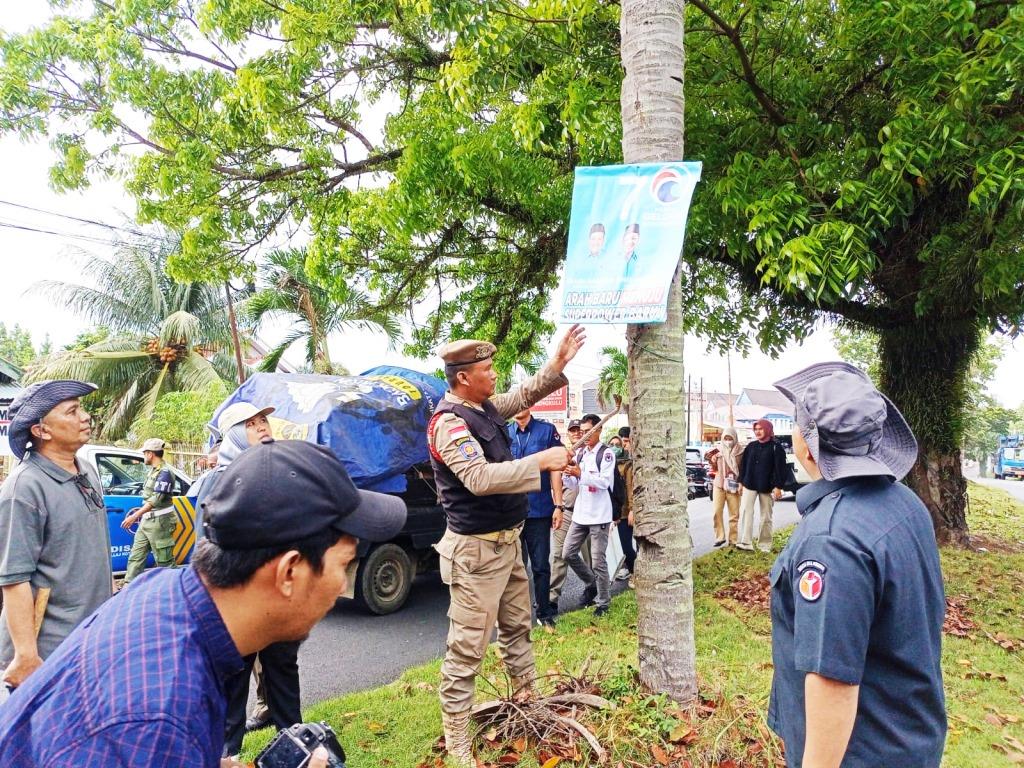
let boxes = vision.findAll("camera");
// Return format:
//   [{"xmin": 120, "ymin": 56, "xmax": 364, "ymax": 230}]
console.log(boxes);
[{"xmin": 255, "ymin": 722, "xmax": 347, "ymax": 768}]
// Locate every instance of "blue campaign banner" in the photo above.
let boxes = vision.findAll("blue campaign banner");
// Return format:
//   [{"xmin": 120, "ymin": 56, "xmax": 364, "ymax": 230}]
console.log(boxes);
[
  {"xmin": 210, "ymin": 368, "xmax": 447, "ymax": 493},
  {"xmin": 560, "ymin": 162, "xmax": 702, "ymax": 324}
]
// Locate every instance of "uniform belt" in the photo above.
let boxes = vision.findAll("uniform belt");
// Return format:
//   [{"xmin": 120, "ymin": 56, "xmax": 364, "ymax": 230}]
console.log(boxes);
[
  {"xmin": 470, "ymin": 525, "xmax": 522, "ymax": 544},
  {"xmin": 142, "ymin": 508, "xmax": 174, "ymax": 521}
]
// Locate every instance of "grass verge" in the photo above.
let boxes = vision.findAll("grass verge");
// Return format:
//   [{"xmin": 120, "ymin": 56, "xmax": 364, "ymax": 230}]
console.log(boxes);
[{"xmin": 243, "ymin": 482, "xmax": 1024, "ymax": 767}]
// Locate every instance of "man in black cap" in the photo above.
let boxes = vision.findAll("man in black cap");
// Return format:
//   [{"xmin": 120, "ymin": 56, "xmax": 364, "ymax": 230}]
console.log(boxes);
[
  {"xmin": 0, "ymin": 440, "xmax": 406, "ymax": 768},
  {"xmin": 769, "ymin": 362, "xmax": 946, "ymax": 768},
  {"xmin": 0, "ymin": 379, "xmax": 111, "ymax": 690}
]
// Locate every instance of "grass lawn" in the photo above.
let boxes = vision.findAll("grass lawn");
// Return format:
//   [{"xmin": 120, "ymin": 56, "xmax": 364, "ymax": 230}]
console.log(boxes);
[{"xmin": 243, "ymin": 482, "xmax": 1024, "ymax": 767}]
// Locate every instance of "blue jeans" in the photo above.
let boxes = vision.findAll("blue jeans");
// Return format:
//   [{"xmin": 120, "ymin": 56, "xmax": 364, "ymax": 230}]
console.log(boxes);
[{"xmin": 520, "ymin": 517, "xmax": 556, "ymax": 621}]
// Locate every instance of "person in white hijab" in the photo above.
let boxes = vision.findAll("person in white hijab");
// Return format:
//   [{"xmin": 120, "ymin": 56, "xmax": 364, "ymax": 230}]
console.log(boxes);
[{"xmin": 709, "ymin": 426, "xmax": 743, "ymax": 547}]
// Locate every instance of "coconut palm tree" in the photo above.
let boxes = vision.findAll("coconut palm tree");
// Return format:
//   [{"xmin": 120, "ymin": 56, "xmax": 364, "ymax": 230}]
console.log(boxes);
[
  {"xmin": 28, "ymin": 232, "xmax": 237, "ymax": 438},
  {"xmin": 240, "ymin": 248, "xmax": 401, "ymax": 374},
  {"xmin": 597, "ymin": 346, "xmax": 628, "ymax": 410}
]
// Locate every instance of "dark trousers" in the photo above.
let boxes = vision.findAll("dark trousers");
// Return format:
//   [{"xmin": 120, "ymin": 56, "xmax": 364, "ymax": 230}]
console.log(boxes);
[
  {"xmin": 617, "ymin": 519, "xmax": 637, "ymax": 572},
  {"xmin": 520, "ymin": 517, "xmax": 556, "ymax": 621},
  {"xmin": 222, "ymin": 640, "xmax": 302, "ymax": 756}
]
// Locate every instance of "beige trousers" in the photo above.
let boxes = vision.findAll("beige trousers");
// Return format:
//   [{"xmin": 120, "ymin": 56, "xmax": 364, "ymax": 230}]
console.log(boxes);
[
  {"xmin": 712, "ymin": 486, "xmax": 740, "ymax": 544},
  {"xmin": 549, "ymin": 506, "xmax": 590, "ymax": 604},
  {"xmin": 739, "ymin": 489, "xmax": 775, "ymax": 550},
  {"xmin": 435, "ymin": 528, "xmax": 534, "ymax": 714}
]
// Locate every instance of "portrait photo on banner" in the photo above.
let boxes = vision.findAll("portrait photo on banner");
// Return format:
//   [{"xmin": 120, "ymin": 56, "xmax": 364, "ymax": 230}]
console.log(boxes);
[{"xmin": 560, "ymin": 162, "xmax": 701, "ymax": 325}]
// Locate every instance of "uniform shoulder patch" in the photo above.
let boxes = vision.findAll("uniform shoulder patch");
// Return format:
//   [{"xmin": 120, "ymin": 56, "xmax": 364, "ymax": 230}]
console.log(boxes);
[
  {"xmin": 798, "ymin": 568, "xmax": 824, "ymax": 602},
  {"xmin": 458, "ymin": 442, "xmax": 481, "ymax": 460},
  {"xmin": 796, "ymin": 559, "xmax": 827, "ymax": 574}
]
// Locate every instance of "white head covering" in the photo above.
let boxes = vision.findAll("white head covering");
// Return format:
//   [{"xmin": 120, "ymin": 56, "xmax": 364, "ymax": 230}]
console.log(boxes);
[{"xmin": 719, "ymin": 426, "xmax": 740, "ymax": 475}]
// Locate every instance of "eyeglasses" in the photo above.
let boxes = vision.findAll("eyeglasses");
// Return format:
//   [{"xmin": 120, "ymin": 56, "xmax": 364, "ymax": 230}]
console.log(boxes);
[{"xmin": 74, "ymin": 474, "xmax": 104, "ymax": 509}]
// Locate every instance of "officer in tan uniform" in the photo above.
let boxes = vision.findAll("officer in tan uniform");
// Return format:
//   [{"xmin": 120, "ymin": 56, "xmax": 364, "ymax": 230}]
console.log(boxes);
[{"xmin": 428, "ymin": 325, "xmax": 585, "ymax": 766}]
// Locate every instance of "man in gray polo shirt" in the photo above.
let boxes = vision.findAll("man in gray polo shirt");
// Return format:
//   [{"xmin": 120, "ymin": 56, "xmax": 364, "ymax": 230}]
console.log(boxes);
[{"xmin": 0, "ymin": 380, "xmax": 112, "ymax": 689}]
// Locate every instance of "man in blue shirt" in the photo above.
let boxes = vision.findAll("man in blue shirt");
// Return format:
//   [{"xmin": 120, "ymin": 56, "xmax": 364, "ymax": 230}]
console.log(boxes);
[
  {"xmin": 508, "ymin": 408, "xmax": 565, "ymax": 627},
  {"xmin": 0, "ymin": 440, "xmax": 407, "ymax": 768},
  {"xmin": 769, "ymin": 363, "xmax": 946, "ymax": 768}
]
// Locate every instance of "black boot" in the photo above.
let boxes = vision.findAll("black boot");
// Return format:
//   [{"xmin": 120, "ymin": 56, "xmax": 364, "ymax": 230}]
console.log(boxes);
[{"xmin": 579, "ymin": 583, "xmax": 597, "ymax": 608}]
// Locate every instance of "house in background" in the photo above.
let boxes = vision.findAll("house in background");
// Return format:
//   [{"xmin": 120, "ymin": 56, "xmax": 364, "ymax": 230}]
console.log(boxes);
[{"xmin": 0, "ymin": 357, "xmax": 24, "ymax": 467}]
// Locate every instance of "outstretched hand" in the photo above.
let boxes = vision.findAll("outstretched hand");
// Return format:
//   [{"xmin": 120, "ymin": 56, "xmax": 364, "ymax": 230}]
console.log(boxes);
[{"xmin": 551, "ymin": 324, "xmax": 586, "ymax": 371}]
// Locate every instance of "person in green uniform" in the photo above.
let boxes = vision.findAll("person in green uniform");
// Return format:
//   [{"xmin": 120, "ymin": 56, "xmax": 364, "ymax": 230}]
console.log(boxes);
[{"xmin": 121, "ymin": 438, "xmax": 177, "ymax": 585}]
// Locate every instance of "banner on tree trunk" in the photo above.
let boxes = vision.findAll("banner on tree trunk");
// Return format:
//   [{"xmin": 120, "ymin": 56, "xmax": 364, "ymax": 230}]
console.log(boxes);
[{"xmin": 559, "ymin": 162, "xmax": 701, "ymax": 324}]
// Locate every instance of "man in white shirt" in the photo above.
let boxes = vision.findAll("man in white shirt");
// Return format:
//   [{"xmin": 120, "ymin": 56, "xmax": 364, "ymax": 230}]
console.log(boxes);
[{"xmin": 561, "ymin": 413, "xmax": 616, "ymax": 616}]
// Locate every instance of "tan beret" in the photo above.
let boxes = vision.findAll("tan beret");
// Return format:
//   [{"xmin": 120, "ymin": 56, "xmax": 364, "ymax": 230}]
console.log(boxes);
[{"xmin": 439, "ymin": 339, "xmax": 497, "ymax": 367}]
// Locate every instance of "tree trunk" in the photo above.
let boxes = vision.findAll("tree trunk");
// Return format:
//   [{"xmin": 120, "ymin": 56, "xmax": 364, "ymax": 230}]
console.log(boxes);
[
  {"xmin": 224, "ymin": 282, "xmax": 246, "ymax": 385},
  {"xmin": 878, "ymin": 318, "xmax": 979, "ymax": 547},
  {"xmin": 621, "ymin": 0, "xmax": 696, "ymax": 703}
]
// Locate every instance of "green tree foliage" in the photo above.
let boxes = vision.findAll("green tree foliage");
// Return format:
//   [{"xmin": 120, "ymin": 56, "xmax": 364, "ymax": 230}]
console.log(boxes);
[
  {"xmin": 240, "ymin": 248, "xmax": 399, "ymax": 374},
  {"xmin": 27, "ymin": 234, "xmax": 238, "ymax": 437},
  {"xmin": 0, "ymin": 323, "xmax": 41, "ymax": 368},
  {"xmin": 128, "ymin": 381, "xmax": 227, "ymax": 446},
  {"xmin": 4, "ymin": 1, "xmax": 1024, "ymax": 540},
  {"xmin": 832, "ymin": 326, "xmax": 881, "ymax": 385},
  {"xmin": 597, "ymin": 346, "xmax": 627, "ymax": 409}
]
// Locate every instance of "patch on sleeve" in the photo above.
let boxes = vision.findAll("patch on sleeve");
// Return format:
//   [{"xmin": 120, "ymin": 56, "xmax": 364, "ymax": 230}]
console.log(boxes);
[
  {"xmin": 798, "ymin": 568, "xmax": 824, "ymax": 602},
  {"xmin": 458, "ymin": 442, "xmax": 481, "ymax": 460},
  {"xmin": 448, "ymin": 423, "xmax": 469, "ymax": 439},
  {"xmin": 796, "ymin": 560, "xmax": 827, "ymax": 575}
]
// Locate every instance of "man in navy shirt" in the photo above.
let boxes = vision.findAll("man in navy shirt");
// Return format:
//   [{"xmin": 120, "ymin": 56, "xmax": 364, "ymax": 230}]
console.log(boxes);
[
  {"xmin": 508, "ymin": 408, "xmax": 565, "ymax": 626},
  {"xmin": 769, "ymin": 362, "xmax": 946, "ymax": 768},
  {"xmin": 0, "ymin": 440, "xmax": 407, "ymax": 768}
]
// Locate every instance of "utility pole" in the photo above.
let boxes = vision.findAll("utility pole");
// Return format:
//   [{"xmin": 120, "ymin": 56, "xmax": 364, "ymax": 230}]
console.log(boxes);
[
  {"xmin": 699, "ymin": 377, "xmax": 704, "ymax": 446},
  {"xmin": 727, "ymin": 351, "xmax": 734, "ymax": 426},
  {"xmin": 686, "ymin": 374, "xmax": 692, "ymax": 446}
]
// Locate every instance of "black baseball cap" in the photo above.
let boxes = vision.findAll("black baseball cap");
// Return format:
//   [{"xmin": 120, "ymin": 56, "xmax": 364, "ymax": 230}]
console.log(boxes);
[
  {"xmin": 202, "ymin": 440, "xmax": 407, "ymax": 549},
  {"xmin": 568, "ymin": 419, "xmax": 582, "ymax": 430}
]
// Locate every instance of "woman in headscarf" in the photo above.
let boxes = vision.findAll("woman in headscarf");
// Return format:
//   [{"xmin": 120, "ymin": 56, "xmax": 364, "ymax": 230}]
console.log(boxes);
[
  {"xmin": 737, "ymin": 419, "xmax": 787, "ymax": 552},
  {"xmin": 193, "ymin": 402, "xmax": 298, "ymax": 759},
  {"xmin": 708, "ymin": 426, "xmax": 743, "ymax": 547}
]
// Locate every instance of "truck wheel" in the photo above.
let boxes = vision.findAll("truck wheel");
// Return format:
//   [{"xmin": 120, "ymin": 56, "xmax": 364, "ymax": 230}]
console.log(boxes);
[{"xmin": 355, "ymin": 543, "xmax": 414, "ymax": 615}]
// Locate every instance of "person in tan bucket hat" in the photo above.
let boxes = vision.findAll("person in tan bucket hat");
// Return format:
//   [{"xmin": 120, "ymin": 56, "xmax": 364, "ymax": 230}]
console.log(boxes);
[{"xmin": 428, "ymin": 325, "xmax": 585, "ymax": 766}]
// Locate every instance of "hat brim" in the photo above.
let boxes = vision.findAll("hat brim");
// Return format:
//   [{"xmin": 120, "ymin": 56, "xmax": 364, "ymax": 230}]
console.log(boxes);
[
  {"xmin": 773, "ymin": 362, "xmax": 918, "ymax": 482},
  {"xmin": 218, "ymin": 404, "xmax": 276, "ymax": 433},
  {"xmin": 334, "ymin": 490, "xmax": 408, "ymax": 542},
  {"xmin": 10, "ymin": 380, "xmax": 98, "ymax": 460}
]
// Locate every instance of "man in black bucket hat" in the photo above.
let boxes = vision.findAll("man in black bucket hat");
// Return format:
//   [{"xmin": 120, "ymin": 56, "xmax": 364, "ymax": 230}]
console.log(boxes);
[
  {"xmin": 767, "ymin": 362, "xmax": 946, "ymax": 768},
  {"xmin": 0, "ymin": 379, "xmax": 111, "ymax": 690}
]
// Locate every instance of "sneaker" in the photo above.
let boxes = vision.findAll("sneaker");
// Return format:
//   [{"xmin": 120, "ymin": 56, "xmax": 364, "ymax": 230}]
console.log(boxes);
[
  {"xmin": 758, "ymin": 546, "xmax": 772, "ymax": 553},
  {"xmin": 713, "ymin": 539, "xmax": 726, "ymax": 548},
  {"xmin": 627, "ymin": 575, "xmax": 635, "ymax": 589},
  {"xmin": 593, "ymin": 604, "xmax": 610, "ymax": 617},
  {"xmin": 614, "ymin": 568, "xmax": 632, "ymax": 581},
  {"xmin": 736, "ymin": 542, "xmax": 754, "ymax": 551},
  {"xmin": 579, "ymin": 584, "xmax": 598, "ymax": 607}
]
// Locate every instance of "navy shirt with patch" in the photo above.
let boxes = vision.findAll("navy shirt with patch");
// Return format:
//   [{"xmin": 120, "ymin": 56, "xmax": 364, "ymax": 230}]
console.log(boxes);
[
  {"xmin": 768, "ymin": 477, "xmax": 946, "ymax": 768},
  {"xmin": 507, "ymin": 417, "xmax": 562, "ymax": 519}
]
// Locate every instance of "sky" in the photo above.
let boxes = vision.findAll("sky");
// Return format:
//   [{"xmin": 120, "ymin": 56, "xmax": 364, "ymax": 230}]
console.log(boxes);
[{"xmin": 1, "ymin": 2, "xmax": 1022, "ymax": 408}]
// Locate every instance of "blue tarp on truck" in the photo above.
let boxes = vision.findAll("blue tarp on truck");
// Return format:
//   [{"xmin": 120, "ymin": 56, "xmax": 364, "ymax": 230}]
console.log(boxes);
[{"xmin": 210, "ymin": 366, "xmax": 447, "ymax": 493}]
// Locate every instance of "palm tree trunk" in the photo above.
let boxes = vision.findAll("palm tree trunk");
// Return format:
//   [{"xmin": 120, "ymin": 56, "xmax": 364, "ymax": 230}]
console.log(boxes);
[
  {"xmin": 621, "ymin": 0, "xmax": 696, "ymax": 703},
  {"xmin": 224, "ymin": 282, "xmax": 246, "ymax": 384}
]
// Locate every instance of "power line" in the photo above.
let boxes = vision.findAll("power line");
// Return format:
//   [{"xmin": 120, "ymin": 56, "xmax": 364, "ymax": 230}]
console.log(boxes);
[
  {"xmin": 0, "ymin": 219, "xmax": 115, "ymax": 246},
  {"xmin": 0, "ymin": 199, "xmax": 159, "ymax": 240}
]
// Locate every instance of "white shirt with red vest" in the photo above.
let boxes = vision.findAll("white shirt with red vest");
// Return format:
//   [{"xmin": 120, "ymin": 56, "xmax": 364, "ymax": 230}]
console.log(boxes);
[{"xmin": 563, "ymin": 443, "xmax": 616, "ymax": 525}]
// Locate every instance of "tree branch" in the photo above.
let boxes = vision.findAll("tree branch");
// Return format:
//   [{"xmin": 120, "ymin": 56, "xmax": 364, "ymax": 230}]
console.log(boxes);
[{"xmin": 688, "ymin": 0, "xmax": 789, "ymax": 126}]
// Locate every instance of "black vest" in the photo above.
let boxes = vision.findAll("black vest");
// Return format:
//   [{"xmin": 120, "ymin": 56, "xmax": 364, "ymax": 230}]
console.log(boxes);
[{"xmin": 429, "ymin": 398, "xmax": 529, "ymax": 535}]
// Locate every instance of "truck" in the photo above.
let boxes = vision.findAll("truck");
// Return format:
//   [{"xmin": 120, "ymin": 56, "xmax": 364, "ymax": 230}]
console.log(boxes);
[
  {"xmin": 81, "ymin": 366, "xmax": 451, "ymax": 615},
  {"xmin": 993, "ymin": 435, "xmax": 1024, "ymax": 480}
]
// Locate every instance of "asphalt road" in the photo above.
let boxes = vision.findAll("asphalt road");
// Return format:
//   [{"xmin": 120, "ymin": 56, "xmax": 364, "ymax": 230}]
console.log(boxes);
[
  {"xmin": 293, "ymin": 493, "xmax": 802, "ymax": 708},
  {"xmin": 974, "ymin": 476, "xmax": 1024, "ymax": 503}
]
